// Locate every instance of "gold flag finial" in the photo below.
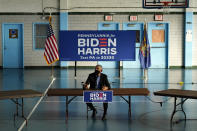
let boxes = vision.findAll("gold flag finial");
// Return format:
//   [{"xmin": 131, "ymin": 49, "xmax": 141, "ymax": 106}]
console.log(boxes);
[{"xmin": 49, "ymin": 15, "xmax": 52, "ymax": 24}]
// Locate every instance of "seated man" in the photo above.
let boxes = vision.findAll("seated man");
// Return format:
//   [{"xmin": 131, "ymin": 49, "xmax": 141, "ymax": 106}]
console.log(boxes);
[{"xmin": 84, "ymin": 64, "xmax": 111, "ymax": 120}]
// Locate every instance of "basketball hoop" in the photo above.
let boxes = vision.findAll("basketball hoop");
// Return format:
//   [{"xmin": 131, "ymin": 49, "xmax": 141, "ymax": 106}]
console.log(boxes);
[
  {"xmin": 143, "ymin": 0, "xmax": 188, "ymax": 9},
  {"xmin": 161, "ymin": 1, "xmax": 172, "ymax": 14}
]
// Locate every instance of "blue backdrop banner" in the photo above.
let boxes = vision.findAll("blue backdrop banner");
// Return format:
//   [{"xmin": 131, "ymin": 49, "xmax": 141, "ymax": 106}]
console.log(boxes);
[{"xmin": 59, "ymin": 31, "xmax": 136, "ymax": 61}]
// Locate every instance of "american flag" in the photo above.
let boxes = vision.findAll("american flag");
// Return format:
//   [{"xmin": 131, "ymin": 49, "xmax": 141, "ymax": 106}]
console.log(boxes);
[{"xmin": 44, "ymin": 23, "xmax": 59, "ymax": 65}]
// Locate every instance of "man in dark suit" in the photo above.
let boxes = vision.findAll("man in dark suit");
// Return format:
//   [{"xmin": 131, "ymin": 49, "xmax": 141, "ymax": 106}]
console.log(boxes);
[{"xmin": 84, "ymin": 65, "xmax": 111, "ymax": 120}]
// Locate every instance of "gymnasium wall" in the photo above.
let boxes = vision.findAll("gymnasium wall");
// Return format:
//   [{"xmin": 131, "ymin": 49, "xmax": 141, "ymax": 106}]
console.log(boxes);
[{"xmin": 0, "ymin": 0, "xmax": 197, "ymax": 67}]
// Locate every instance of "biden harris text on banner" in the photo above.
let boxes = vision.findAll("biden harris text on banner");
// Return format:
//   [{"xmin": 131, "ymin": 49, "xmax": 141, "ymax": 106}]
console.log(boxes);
[{"xmin": 59, "ymin": 31, "xmax": 136, "ymax": 61}]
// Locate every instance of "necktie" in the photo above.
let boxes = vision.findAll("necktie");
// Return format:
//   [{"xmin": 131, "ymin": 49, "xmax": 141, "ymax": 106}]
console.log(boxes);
[{"xmin": 96, "ymin": 76, "xmax": 100, "ymax": 89}]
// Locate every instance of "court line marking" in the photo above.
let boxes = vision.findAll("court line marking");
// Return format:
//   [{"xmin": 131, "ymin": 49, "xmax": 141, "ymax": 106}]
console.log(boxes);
[
  {"xmin": 18, "ymin": 77, "xmax": 56, "ymax": 131},
  {"xmin": 41, "ymin": 100, "xmax": 147, "ymax": 103},
  {"xmin": 42, "ymin": 101, "xmax": 129, "ymax": 103}
]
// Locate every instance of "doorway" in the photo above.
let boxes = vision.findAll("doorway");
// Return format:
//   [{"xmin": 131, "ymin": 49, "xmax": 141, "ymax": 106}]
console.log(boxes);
[{"xmin": 2, "ymin": 23, "xmax": 24, "ymax": 68}]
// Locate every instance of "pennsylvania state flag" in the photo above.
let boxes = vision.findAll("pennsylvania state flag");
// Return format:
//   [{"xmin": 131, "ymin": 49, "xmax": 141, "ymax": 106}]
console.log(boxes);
[{"xmin": 139, "ymin": 24, "xmax": 151, "ymax": 69}]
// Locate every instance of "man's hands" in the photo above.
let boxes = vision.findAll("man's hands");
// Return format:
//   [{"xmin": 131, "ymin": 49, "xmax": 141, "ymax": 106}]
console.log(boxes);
[
  {"xmin": 102, "ymin": 86, "xmax": 108, "ymax": 91},
  {"xmin": 83, "ymin": 84, "xmax": 89, "ymax": 90},
  {"xmin": 83, "ymin": 84, "xmax": 109, "ymax": 90}
]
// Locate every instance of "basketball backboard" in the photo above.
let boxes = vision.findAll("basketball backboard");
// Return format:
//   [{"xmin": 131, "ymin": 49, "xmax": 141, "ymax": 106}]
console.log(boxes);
[{"xmin": 143, "ymin": 0, "xmax": 189, "ymax": 8}]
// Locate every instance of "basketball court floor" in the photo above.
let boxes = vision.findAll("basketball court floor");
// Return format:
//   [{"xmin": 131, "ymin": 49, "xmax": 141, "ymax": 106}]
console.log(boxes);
[{"xmin": 1, "ymin": 68, "xmax": 197, "ymax": 131}]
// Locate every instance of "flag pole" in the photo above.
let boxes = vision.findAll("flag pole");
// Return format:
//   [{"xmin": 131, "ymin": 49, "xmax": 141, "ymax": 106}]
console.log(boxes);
[
  {"xmin": 74, "ymin": 61, "xmax": 77, "ymax": 78},
  {"xmin": 144, "ymin": 20, "xmax": 146, "ymax": 83},
  {"xmin": 49, "ymin": 13, "xmax": 54, "ymax": 79},
  {"xmin": 144, "ymin": 68, "xmax": 148, "ymax": 83},
  {"xmin": 143, "ymin": 22, "xmax": 148, "ymax": 83},
  {"xmin": 44, "ymin": 11, "xmax": 59, "ymax": 77},
  {"xmin": 51, "ymin": 63, "xmax": 54, "ymax": 78}
]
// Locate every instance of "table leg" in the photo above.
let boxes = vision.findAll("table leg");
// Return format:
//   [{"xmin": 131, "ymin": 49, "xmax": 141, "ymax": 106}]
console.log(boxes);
[
  {"xmin": 12, "ymin": 98, "xmax": 28, "ymax": 126},
  {"xmin": 128, "ymin": 96, "xmax": 131, "ymax": 119},
  {"xmin": 181, "ymin": 99, "xmax": 187, "ymax": 121},
  {"xmin": 14, "ymin": 98, "xmax": 19, "ymax": 122},
  {"xmin": 21, "ymin": 98, "xmax": 28, "ymax": 126},
  {"xmin": 170, "ymin": 97, "xmax": 187, "ymax": 123},
  {"xmin": 86, "ymin": 105, "xmax": 88, "ymax": 119},
  {"xmin": 66, "ymin": 96, "xmax": 68, "ymax": 123},
  {"xmin": 64, "ymin": 96, "xmax": 77, "ymax": 123},
  {"xmin": 171, "ymin": 97, "xmax": 177, "ymax": 122},
  {"xmin": 120, "ymin": 96, "xmax": 132, "ymax": 119},
  {"xmin": 16, "ymin": 99, "xmax": 19, "ymax": 116},
  {"xmin": 22, "ymin": 98, "xmax": 24, "ymax": 117}
]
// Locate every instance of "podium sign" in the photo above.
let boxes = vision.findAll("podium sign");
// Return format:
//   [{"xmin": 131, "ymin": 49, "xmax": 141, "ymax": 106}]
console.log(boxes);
[{"xmin": 83, "ymin": 90, "xmax": 113, "ymax": 103}]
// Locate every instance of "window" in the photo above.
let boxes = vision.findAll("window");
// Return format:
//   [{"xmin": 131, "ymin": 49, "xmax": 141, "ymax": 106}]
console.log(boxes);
[
  {"xmin": 33, "ymin": 23, "xmax": 48, "ymax": 50},
  {"xmin": 152, "ymin": 30, "xmax": 165, "ymax": 43},
  {"xmin": 135, "ymin": 30, "xmax": 140, "ymax": 43}
]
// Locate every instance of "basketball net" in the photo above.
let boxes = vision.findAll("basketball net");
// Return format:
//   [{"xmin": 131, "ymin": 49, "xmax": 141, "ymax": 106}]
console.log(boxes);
[{"xmin": 161, "ymin": 2, "xmax": 171, "ymax": 14}]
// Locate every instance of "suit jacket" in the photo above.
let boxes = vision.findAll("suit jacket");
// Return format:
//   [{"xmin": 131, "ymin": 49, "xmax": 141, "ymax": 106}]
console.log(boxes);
[{"xmin": 85, "ymin": 72, "xmax": 111, "ymax": 90}]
